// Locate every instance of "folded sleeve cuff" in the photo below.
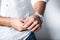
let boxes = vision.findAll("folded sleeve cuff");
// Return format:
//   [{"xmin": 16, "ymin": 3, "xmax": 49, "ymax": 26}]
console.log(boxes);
[{"xmin": 31, "ymin": 0, "xmax": 49, "ymax": 7}]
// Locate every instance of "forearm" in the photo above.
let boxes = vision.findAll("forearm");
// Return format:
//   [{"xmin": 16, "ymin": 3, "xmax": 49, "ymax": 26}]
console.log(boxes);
[
  {"xmin": 34, "ymin": 1, "xmax": 46, "ymax": 15},
  {"xmin": 0, "ymin": 16, "xmax": 11, "ymax": 27}
]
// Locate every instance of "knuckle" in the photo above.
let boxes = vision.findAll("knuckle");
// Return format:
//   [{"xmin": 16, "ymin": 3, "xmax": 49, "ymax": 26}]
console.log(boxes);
[
  {"xmin": 29, "ymin": 18, "xmax": 34, "ymax": 22},
  {"xmin": 32, "ymin": 18, "xmax": 35, "ymax": 21},
  {"xmin": 35, "ymin": 21, "xmax": 38, "ymax": 24}
]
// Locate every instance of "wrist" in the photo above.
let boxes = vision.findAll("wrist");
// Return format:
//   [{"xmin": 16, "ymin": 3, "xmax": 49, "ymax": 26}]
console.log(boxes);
[
  {"xmin": 4, "ymin": 17, "xmax": 12, "ymax": 27},
  {"xmin": 9, "ymin": 18, "xmax": 16, "ymax": 27},
  {"xmin": 34, "ymin": 12, "xmax": 43, "ymax": 22},
  {"xmin": 6, "ymin": 17, "xmax": 15, "ymax": 27}
]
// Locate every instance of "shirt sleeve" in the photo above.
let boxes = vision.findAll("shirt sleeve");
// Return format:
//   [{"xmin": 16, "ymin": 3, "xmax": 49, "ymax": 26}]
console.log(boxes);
[
  {"xmin": 31, "ymin": 0, "xmax": 49, "ymax": 7},
  {"xmin": 40, "ymin": 0, "xmax": 49, "ymax": 3},
  {"xmin": 31, "ymin": 0, "xmax": 49, "ymax": 3}
]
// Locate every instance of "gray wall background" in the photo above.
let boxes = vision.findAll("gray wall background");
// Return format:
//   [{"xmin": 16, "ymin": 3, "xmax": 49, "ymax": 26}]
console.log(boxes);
[{"xmin": 33, "ymin": 0, "xmax": 60, "ymax": 40}]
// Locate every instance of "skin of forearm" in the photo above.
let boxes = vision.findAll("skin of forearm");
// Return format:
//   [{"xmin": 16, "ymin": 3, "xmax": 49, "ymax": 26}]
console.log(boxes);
[
  {"xmin": 34, "ymin": 1, "xmax": 46, "ymax": 15},
  {"xmin": 0, "ymin": 16, "xmax": 11, "ymax": 27}
]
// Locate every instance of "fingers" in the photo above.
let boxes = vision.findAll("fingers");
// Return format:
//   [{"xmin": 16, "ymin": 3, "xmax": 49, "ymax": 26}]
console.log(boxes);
[
  {"xmin": 12, "ymin": 25, "xmax": 27, "ymax": 32},
  {"xmin": 18, "ymin": 15, "xmax": 42, "ymax": 32},
  {"xmin": 27, "ymin": 20, "xmax": 41, "ymax": 32},
  {"xmin": 27, "ymin": 21, "xmax": 38, "ymax": 30},
  {"xmin": 35, "ymin": 26, "xmax": 41, "ymax": 32},
  {"xmin": 11, "ymin": 24, "xmax": 23, "ymax": 32},
  {"xmin": 31, "ymin": 24, "xmax": 40, "ymax": 32},
  {"xmin": 23, "ymin": 18, "xmax": 34, "ymax": 28}
]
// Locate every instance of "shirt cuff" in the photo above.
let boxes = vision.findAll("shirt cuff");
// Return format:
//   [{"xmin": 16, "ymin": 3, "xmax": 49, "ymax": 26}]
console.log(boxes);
[
  {"xmin": 31, "ymin": 0, "xmax": 49, "ymax": 7},
  {"xmin": 40, "ymin": 0, "xmax": 49, "ymax": 3},
  {"xmin": 31, "ymin": 0, "xmax": 49, "ymax": 3}
]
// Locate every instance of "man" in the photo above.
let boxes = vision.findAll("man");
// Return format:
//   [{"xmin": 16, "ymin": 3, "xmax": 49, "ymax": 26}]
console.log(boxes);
[{"xmin": 0, "ymin": 0, "xmax": 47, "ymax": 40}]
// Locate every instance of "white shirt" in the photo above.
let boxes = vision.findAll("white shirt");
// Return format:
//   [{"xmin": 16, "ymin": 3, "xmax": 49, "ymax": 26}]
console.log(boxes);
[{"xmin": 0, "ymin": 0, "xmax": 48, "ymax": 40}]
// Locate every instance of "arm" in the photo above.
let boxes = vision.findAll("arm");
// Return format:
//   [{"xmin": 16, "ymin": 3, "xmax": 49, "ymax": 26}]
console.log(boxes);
[
  {"xmin": 34, "ymin": 1, "xmax": 46, "ymax": 15},
  {"xmin": 0, "ymin": 16, "xmax": 26, "ymax": 31},
  {"xmin": 0, "ymin": 16, "xmax": 11, "ymax": 27},
  {"xmin": 23, "ymin": 0, "xmax": 47, "ymax": 32}
]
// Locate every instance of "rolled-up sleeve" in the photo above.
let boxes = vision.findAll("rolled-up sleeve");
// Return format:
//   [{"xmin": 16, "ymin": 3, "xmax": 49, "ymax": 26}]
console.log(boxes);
[
  {"xmin": 31, "ymin": 0, "xmax": 49, "ymax": 3},
  {"xmin": 31, "ymin": 0, "xmax": 49, "ymax": 7},
  {"xmin": 40, "ymin": 0, "xmax": 49, "ymax": 3}
]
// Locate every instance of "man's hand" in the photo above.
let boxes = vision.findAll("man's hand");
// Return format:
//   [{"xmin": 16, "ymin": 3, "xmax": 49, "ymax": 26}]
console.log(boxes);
[
  {"xmin": 10, "ymin": 18, "xmax": 27, "ymax": 32},
  {"xmin": 23, "ymin": 15, "xmax": 42, "ymax": 32}
]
